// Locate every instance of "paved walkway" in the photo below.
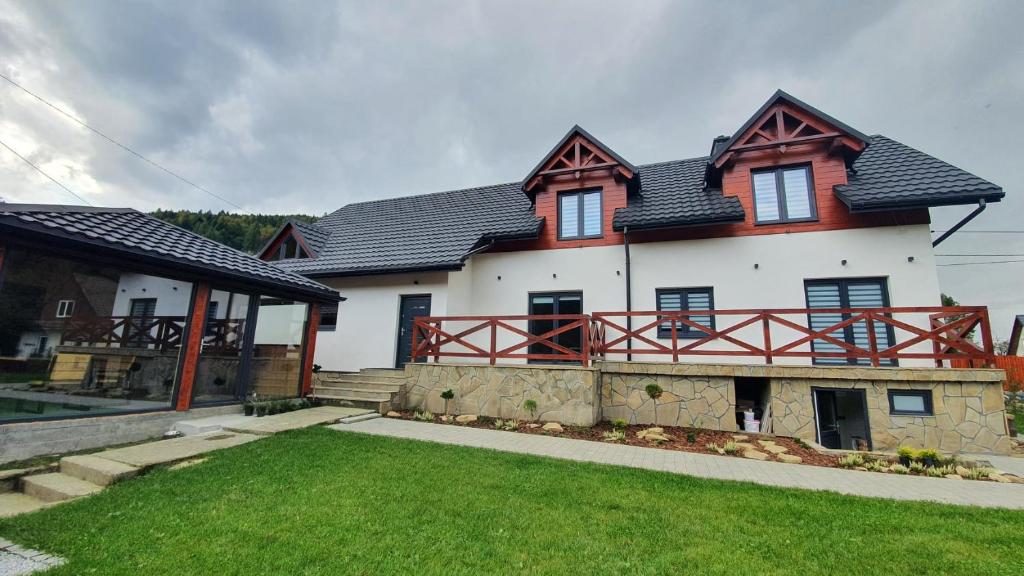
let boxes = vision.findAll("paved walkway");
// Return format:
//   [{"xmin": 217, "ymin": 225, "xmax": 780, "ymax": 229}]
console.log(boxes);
[
  {"xmin": 0, "ymin": 538, "xmax": 63, "ymax": 576},
  {"xmin": 332, "ymin": 418, "xmax": 1024, "ymax": 509}
]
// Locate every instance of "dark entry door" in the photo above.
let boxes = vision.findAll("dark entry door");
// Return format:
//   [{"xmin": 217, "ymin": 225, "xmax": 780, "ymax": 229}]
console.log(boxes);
[
  {"xmin": 396, "ymin": 295, "xmax": 431, "ymax": 367},
  {"xmin": 814, "ymin": 388, "xmax": 871, "ymax": 450},
  {"xmin": 528, "ymin": 292, "xmax": 583, "ymax": 363},
  {"xmin": 813, "ymin": 389, "xmax": 841, "ymax": 449}
]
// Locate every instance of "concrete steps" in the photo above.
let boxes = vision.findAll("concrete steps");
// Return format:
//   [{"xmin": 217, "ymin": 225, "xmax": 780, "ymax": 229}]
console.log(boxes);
[
  {"xmin": 61, "ymin": 455, "xmax": 140, "ymax": 487},
  {"xmin": 312, "ymin": 368, "xmax": 408, "ymax": 414},
  {"xmin": 21, "ymin": 473, "xmax": 103, "ymax": 503},
  {"xmin": 0, "ymin": 493, "xmax": 55, "ymax": 518}
]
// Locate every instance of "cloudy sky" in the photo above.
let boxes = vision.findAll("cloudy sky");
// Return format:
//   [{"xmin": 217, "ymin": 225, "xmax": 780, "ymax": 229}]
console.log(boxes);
[{"xmin": 1, "ymin": 0, "xmax": 1021, "ymax": 337}]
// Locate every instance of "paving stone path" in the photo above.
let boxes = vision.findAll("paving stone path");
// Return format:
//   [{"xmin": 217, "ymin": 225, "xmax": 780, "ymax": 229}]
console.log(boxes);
[
  {"xmin": 333, "ymin": 418, "xmax": 1024, "ymax": 509},
  {"xmin": 0, "ymin": 538, "xmax": 63, "ymax": 576}
]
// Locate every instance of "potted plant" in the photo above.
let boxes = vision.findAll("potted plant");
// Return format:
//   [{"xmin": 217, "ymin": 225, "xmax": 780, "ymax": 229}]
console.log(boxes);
[
  {"xmin": 896, "ymin": 446, "xmax": 916, "ymax": 466},
  {"xmin": 440, "ymin": 389, "xmax": 455, "ymax": 416},
  {"xmin": 243, "ymin": 402, "xmax": 255, "ymax": 416},
  {"xmin": 917, "ymin": 448, "xmax": 939, "ymax": 467},
  {"xmin": 255, "ymin": 402, "xmax": 268, "ymax": 417}
]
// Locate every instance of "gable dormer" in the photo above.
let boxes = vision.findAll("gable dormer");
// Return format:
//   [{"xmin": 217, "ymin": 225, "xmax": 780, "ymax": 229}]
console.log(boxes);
[
  {"xmin": 520, "ymin": 126, "xmax": 636, "ymax": 248},
  {"xmin": 258, "ymin": 220, "xmax": 321, "ymax": 261}
]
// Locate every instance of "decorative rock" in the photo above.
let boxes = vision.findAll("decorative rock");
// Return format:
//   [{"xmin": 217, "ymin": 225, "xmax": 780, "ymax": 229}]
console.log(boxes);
[
  {"xmin": 386, "ymin": 411, "xmax": 402, "ymax": 418},
  {"xmin": 777, "ymin": 454, "xmax": 803, "ymax": 464},
  {"xmin": 542, "ymin": 422, "xmax": 563, "ymax": 432},
  {"xmin": 955, "ymin": 465, "xmax": 972, "ymax": 477},
  {"xmin": 643, "ymin": 427, "xmax": 664, "ymax": 434},
  {"xmin": 734, "ymin": 442, "xmax": 756, "ymax": 450},
  {"xmin": 756, "ymin": 439, "xmax": 776, "ymax": 447},
  {"xmin": 732, "ymin": 435, "xmax": 749, "ymax": 442},
  {"xmin": 643, "ymin": 434, "xmax": 672, "ymax": 443},
  {"xmin": 455, "ymin": 414, "xmax": 477, "ymax": 423},
  {"xmin": 742, "ymin": 449, "xmax": 770, "ymax": 461},
  {"xmin": 988, "ymin": 473, "xmax": 1012, "ymax": 483},
  {"xmin": 527, "ymin": 423, "xmax": 541, "ymax": 429},
  {"xmin": 945, "ymin": 474, "xmax": 963, "ymax": 480},
  {"xmin": 762, "ymin": 444, "xmax": 788, "ymax": 454}
]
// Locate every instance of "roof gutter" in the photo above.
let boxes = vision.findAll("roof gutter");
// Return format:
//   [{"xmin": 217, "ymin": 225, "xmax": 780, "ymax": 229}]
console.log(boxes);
[{"xmin": 932, "ymin": 199, "xmax": 986, "ymax": 247}]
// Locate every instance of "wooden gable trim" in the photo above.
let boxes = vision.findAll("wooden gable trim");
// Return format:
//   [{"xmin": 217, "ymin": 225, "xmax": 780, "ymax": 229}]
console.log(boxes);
[
  {"xmin": 258, "ymin": 222, "xmax": 315, "ymax": 261},
  {"xmin": 714, "ymin": 101, "xmax": 865, "ymax": 169},
  {"xmin": 523, "ymin": 126, "xmax": 635, "ymax": 195}
]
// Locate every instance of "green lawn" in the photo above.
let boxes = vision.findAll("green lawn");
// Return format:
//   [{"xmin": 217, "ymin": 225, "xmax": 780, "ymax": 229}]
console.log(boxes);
[{"xmin": 1, "ymin": 427, "xmax": 1021, "ymax": 575}]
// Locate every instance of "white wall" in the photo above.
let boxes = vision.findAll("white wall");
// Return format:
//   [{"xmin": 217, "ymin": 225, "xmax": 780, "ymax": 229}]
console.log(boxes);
[
  {"xmin": 314, "ymin": 225, "xmax": 943, "ymax": 370},
  {"xmin": 112, "ymin": 274, "xmax": 193, "ymax": 317},
  {"xmin": 314, "ymin": 271, "xmax": 449, "ymax": 371}
]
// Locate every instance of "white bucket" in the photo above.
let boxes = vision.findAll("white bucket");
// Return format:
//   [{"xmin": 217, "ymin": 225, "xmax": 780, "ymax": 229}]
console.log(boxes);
[
  {"xmin": 743, "ymin": 419, "xmax": 760, "ymax": 433},
  {"xmin": 743, "ymin": 410, "xmax": 755, "ymax": 421}
]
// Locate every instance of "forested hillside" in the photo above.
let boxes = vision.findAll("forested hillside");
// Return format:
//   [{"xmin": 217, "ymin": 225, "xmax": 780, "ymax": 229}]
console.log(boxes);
[{"xmin": 150, "ymin": 210, "xmax": 318, "ymax": 254}]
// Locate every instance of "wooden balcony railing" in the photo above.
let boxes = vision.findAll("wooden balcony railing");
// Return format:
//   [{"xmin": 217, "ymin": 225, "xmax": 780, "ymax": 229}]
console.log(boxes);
[
  {"xmin": 60, "ymin": 316, "xmax": 245, "ymax": 353},
  {"xmin": 412, "ymin": 315, "xmax": 592, "ymax": 366},
  {"xmin": 411, "ymin": 306, "xmax": 994, "ymax": 368}
]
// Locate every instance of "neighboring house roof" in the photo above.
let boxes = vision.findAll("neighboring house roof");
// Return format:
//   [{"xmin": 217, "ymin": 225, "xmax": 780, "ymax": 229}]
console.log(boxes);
[
  {"xmin": 1010, "ymin": 315, "xmax": 1024, "ymax": 356},
  {"xmin": 834, "ymin": 135, "xmax": 1004, "ymax": 211},
  {"xmin": 274, "ymin": 183, "xmax": 542, "ymax": 277},
  {"xmin": 257, "ymin": 218, "xmax": 331, "ymax": 258},
  {"xmin": 0, "ymin": 204, "xmax": 340, "ymax": 302}
]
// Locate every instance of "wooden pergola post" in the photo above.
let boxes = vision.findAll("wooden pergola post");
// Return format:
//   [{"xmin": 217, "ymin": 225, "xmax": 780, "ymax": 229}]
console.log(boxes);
[
  {"xmin": 300, "ymin": 303, "xmax": 320, "ymax": 396},
  {"xmin": 175, "ymin": 282, "xmax": 211, "ymax": 411}
]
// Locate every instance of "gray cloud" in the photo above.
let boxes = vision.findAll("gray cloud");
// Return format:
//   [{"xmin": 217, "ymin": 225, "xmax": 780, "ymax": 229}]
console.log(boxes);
[{"xmin": 1, "ymin": 0, "xmax": 1021, "ymax": 336}]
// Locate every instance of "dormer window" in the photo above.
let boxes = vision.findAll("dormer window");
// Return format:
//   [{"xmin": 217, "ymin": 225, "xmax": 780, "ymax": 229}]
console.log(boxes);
[
  {"xmin": 558, "ymin": 189, "xmax": 602, "ymax": 240},
  {"xmin": 752, "ymin": 165, "xmax": 816, "ymax": 224},
  {"xmin": 270, "ymin": 235, "xmax": 309, "ymax": 261}
]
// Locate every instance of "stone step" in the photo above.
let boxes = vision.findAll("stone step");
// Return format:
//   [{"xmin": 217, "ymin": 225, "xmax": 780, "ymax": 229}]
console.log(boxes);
[
  {"xmin": 323, "ymin": 372, "xmax": 408, "ymax": 384},
  {"xmin": 21, "ymin": 473, "xmax": 103, "ymax": 503},
  {"xmin": 360, "ymin": 368, "xmax": 407, "ymax": 377},
  {"xmin": 336, "ymin": 412, "xmax": 382, "ymax": 425},
  {"xmin": 60, "ymin": 455, "xmax": 140, "ymax": 487},
  {"xmin": 0, "ymin": 493, "xmax": 56, "ymax": 518},
  {"xmin": 314, "ymin": 390, "xmax": 393, "ymax": 402},
  {"xmin": 315, "ymin": 396, "xmax": 391, "ymax": 414},
  {"xmin": 315, "ymin": 379, "xmax": 403, "ymax": 393}
]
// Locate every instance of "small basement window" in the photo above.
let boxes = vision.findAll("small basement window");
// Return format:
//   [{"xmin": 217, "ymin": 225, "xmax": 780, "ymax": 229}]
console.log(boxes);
[{"xmin": 888, "ymin": 390, "xmax": 934, "ymax": 416}]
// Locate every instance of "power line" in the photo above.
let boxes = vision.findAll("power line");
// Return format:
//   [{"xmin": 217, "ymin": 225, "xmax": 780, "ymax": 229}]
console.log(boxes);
[
  {"xmin": 0, "ymin": 137, "xmax": 92, "ymax": 206},
  {"xmin": 0, "ymin": 72, "xmax": 241, "ymax": 210},
  {"xmin": 936, "ymin": 254, "xmax": 1024, "ymax": 257},
  {"xmin": 937, "ymin": 259, "xmax": 1024, "ymax": 267},
  {"xmin": 931, "ymin": 227, "xmax": 1024, "ymax": 233}
]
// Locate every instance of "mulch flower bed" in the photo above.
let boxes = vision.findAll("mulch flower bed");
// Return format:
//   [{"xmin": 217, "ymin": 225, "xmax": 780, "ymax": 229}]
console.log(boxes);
[
  {"xmin": 389, "ymin": 410, "xmax": 838, "ymax": 468},
  {"xmin": 389, "ymin": 411, "xmax": 1024, "ymax": 483}
]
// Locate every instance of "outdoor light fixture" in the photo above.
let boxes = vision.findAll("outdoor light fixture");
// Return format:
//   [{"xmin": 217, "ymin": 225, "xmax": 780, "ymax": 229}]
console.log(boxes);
[
  {"xmin": 907, "ymin": 256, "xmax": 915, "ymax": 262},
  {"xmin": 497, "ymin": 275, "xmax": 501, "ymax": 281},
  {"xmin": 413, "ymin": 280, "xmax": 419, "ymax": 285},
  {"xmin": 552, "ymin": 273, "xmax": 557, "ymax": 279},
  {"xmin": 841, "ymin": 259, "xmax": 848, "ymax": 266},
  {"xmin": 754, "ymin": 263, "xmax": 759, "ymax": 269}
]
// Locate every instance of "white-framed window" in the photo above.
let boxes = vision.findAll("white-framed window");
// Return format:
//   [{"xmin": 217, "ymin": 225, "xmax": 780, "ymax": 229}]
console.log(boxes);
[
  {"xmin": 56, "ymin": 299, "xmax": 76, "ymax": 318},
  {"xmin": 752, "ymin": 165, "xmax": 817, "ymax": 224}
]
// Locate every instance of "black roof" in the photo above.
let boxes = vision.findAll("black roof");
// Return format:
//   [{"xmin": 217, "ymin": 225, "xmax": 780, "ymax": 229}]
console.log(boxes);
[
  {"xmin": 0, "ymin": 204, "xmax": 340, "ymax": 302},
  {"xmin": 521, "ymin": 125, "xmax": 638, "ymax": 195},
  {"xmin": 835, "ymin": 135, "xmax": 1003, "ymax": 211},
  {"xmin": 271, "ymin": 133, "xmax": 1001, "ymax": 275}
]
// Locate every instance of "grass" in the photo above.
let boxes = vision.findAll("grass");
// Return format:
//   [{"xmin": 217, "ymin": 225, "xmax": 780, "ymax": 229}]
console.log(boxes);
[{"xmin": 0, "ymin": 427, "xmax": 1021, "ymax": 575}]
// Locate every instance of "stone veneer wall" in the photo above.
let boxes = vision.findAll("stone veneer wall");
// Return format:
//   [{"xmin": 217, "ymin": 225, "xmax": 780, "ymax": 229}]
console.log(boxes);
[
  {"xmin": 404, "ymin": 363, "xmax": 600, "ymax": 426},
  {"xmin": 771, "ymin": 370, "xmax": 1011, "ymax": 454},
  {"xmin": 598, "ymin": 362, "xmax": 736, "ymax": 430}
]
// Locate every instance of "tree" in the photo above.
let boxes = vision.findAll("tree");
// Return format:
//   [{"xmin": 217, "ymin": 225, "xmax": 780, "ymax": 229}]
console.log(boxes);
[{"xmin": 149, "ymin": 210, "xmax": 320, "ymax": 254}]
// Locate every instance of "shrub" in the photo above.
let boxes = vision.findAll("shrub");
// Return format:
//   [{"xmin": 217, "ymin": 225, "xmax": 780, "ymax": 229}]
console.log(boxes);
[
  {"xmin": 413, "ymin": 411, "xmax": 435, "ymax": 422},
  {"xmin": 838, "ymin": 454, "xmax": 865, "ymax": 469},
  {"xmin": 602, "ymin": 430, "xmax": 626, "ymax": 442},
  {"xmin": 644, "ymin": 384, "xmax": 663, "ymax": 400},
  {"xmin": 722, "ymin": 441, "xmax": 740, "ymax": 455},
  {"xmin": 686, "ymin": 431, "xmax": 697, "ymax": 443},
  {"xmin": 524, "ymin": 399, "xmax": 538, "ymax": 421},
  {"xmin": 865, "ymin": 460, "xmax": 889, "ymax": 472},
  {"xmin": 440, "ymin": 389, "xmax": 455, "ymax": 415},
  {"xmin": 706, "ymin": 442, "xmax": 724, "ymax": 454},
  {"xmin": 611, "ymin": 418, "xmax": 628, "ymax": 430},
  {"xmin": 889, "ymin": 463, "xmax": 909, "ymax": 474},
  {"xmin": 909, "ymin": 461, "xmax": 926, "ymax": 474}
]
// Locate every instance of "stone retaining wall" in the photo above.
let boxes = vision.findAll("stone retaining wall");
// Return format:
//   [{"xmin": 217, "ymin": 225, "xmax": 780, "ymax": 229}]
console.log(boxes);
[
  {"xmin": 404, "ymin": 363, "xmax": 600, "ymax": 426},
  {"xmin": 599, "ymin": 362, "xmax": 736, "ymax": 430}
]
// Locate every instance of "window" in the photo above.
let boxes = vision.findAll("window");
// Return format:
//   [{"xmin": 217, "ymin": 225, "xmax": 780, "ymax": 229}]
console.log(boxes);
[
  {"xmin": 528, "ymin": 292, "xmax": 583, "ymax": 362},
  {"xmin": 888, "ymin": 390, "xmax": 934, "ymax": 416},
  {"xmin": 656, "ymin": 288, "xmax": 714, "ymax": 339},
  {"xmin": 56, "ymin": 299, "xmax": 75, "ymax": 318},
  {"xmin": 269, "ymin": 235, "xmax": 309, "ymax": 261},
  {"xmin": 558, "ymin": 190, "xmax": 602, "ymax": 239},
  {"xmin": 752, "ymin": 165, "xmax": 816, "ymax": 224},
  {"xmin": 805, "ymin": 278, "xmax": 895, "ymax": 366},
  {"xmin": 320, "ymin": 303, "xmax": 338, "ymax": 332}
]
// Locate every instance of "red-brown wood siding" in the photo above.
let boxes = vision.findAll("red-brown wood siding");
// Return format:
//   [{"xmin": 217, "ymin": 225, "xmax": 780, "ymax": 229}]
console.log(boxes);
[
  {"xmin": 258, "ymin": 224, "xmax": 314, "ymax": 261},
  {"xmin": 301, "ymin": 302, "xmax": 320, "ymax": 395},
  {"xmin": 175, "ymin": 282, "xmax": 211, "ymax": 411}
]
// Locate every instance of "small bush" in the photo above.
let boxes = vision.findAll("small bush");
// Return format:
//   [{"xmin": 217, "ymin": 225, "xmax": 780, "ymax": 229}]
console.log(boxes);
[
  {"xmin": 706, "ymin": 442, "xmax": 724, "ymax": 454},
  {"xmin": 524, "ymin": 399, "xmax": 538, "ymax": 420},
  {"xmin": 722, "ymin": 441, "xmax": 740, "ymax": 455},
  {"xmin": 686, "ymin": 431, "xmax": 697, "ymax": 443},
  {"xmin": 602, "ymin": 430, "xmax": 626, "ymax": 442},
  {"xmin": 865, "ymin": 460, "xmax": 889, "ymax": 472},
  {"xmin": 611, "ymin": 418, "xmax": 628, "ymax": 430},
  {"xmin": 909, "ymin": 461, "xmax": 926, "ymax": 474},
  {"xmin": 896, "ymin": 446, "xmax": 917, "ymax": 459},
  {"xmin": 644, "ymin": 384, "xmax": 663, "ymax": 400},
  {"xmin": 838, "ymin": 454, "xmax": 865, "ymax": 469},
  {"xmin": 413, "ymin": 411, "xmax": 435, "ymax": 422},
  {"xmin": 889, "ymin": 463, "xmax": 909, "ymax": 474}
]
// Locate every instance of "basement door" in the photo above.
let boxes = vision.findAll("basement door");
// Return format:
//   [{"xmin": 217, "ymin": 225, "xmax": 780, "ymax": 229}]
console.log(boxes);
[
  {"xmin": 813, "ymin": 387, "xmax": 872, "ymax": 450},
  {"xmin": 396, "ymin": 295, "xmax": 431, "ymax": 367},
  {"xmin": 528, "ymin": 291, "xmax": 583, "ymax": 363}
]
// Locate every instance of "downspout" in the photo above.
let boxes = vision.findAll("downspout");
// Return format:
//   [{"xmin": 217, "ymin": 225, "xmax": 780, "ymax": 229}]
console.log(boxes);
[
  {"xmin": 624, "ymin": 226, "xmax": 632, "ymax": 361},
  {"xmin": 932, "ymin": 199, "xmax": 986, "ymax": 247}
]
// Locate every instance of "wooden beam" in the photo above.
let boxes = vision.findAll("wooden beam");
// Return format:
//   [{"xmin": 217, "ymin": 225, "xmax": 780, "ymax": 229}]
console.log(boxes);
[
  {"xmin": 300, "ymin": 303, "xmax": 320, "ymax": 395},
  {"xmin": 175, "ymin": 282, "xmax": 211, "ymax": 411},
  {"xmin": 538, "ymin": 162, "xmax": 619, "ymax": 178}
]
